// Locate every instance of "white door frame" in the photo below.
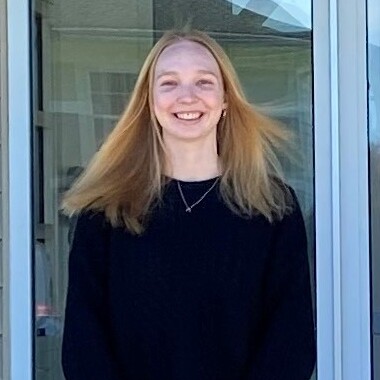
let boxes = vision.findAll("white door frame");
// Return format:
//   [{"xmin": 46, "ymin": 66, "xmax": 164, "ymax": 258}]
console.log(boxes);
[
  {"xmin": 314, "ymin": 0, "xmax": 371, "ymax": 379},
  {"xmin": 7, "ymin": 0, "xmax": 33, "ymax": 379}
]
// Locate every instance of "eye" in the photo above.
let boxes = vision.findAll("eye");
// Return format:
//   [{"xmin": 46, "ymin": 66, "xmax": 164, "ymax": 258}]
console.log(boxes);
[
  {"xmin": 197, "ymin": 78, "xmax": 214, "ymax": 86},
  {"xmin": 160, "ymin": 80, "xmax": 177, "ymax": 87}
]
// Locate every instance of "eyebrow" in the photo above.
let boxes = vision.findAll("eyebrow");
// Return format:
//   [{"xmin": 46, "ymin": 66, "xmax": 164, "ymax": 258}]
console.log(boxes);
[{"xmin": 155, "ymin": 69, "xmax": 219, "ymax": 80}]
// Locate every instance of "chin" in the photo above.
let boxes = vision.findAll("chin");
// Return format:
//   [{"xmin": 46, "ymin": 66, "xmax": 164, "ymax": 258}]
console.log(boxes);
[{"xmin": 164, "ymin": 128, "xmax": 215, "ymax": 143}]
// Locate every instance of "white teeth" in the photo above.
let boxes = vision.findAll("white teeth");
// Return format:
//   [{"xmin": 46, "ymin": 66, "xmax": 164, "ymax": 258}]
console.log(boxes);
[{"xmin": 175, "ymin": 112, "xmax": 202, "ymax": 120}]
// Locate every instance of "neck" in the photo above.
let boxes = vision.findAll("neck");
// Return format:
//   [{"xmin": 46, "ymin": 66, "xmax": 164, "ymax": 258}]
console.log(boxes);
[{"xmin": 164, "ymin": 138, "xmax": 220, "ymax": 181}]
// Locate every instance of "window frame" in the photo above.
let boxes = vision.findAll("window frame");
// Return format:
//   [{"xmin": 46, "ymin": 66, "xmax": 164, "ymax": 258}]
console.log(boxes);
[
  {"xmin": 313, "ymin": 0, "xmax": 371, "ymax": 379},
  {"xmin": 7, "ymin": 0, "xmax": 34, "ymax": 379}
]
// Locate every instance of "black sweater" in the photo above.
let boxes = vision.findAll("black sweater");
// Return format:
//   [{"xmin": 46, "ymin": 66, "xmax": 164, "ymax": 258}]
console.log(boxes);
[{"xmin": 62, "ymin": 178, "xmax": 316, "ymax": 380}]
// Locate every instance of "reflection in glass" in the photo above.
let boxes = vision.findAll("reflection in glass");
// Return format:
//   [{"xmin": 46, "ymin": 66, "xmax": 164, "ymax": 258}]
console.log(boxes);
[
  {"xmin": 368, "ymin": 0, "xmax": 380, "ymax": 379},
  {"xmin": 228, "ymin": 0, "xmax": 311, "ymax": 32},
  {"xmin": 32, "ymin": 0, "xmax": 314, "ymax": 379}
]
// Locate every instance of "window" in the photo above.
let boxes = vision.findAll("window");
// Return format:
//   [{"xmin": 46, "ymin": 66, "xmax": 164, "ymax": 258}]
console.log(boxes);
[{"xmin": 32, "ymin": 1, "xmax": 315, "ymax": 378}]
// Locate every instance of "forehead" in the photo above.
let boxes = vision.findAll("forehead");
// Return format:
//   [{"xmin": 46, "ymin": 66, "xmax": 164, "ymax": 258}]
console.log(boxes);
[{"xmin": 154, "ymin": 40, "xmax": 221, "ymax": 75}]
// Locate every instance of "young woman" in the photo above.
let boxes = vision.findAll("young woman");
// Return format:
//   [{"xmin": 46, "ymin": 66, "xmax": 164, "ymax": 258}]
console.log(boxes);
[{"xmin": 61, "ymin": 29, "xmax": 316, "ymax": 380}]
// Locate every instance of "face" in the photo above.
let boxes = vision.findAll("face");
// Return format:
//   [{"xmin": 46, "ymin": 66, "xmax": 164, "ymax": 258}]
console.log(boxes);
[{"xmin": 152, "ymin": 40, "xmax": 226, "ymax": 144}]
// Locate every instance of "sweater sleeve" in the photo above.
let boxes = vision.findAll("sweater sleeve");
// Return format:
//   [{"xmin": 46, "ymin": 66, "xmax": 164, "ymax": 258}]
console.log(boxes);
[
  {"xmin": 61, "ymin": 211, "xmax": 124, "ymax": 380},
  {"xmin": 247, "ymin": 193, "xmax": 316, "ymax": 380}
]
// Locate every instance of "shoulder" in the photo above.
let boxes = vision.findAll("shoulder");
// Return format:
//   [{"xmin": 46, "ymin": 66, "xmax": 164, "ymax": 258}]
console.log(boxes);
[
  {"xmin": 69, "ymin": 210, "xmax": 111, "ymax": 248},
  {"xmin": 76, "ymin": 209, "xmax": 108, "ymax": 228},
  {"xmin": 285, "ymin": 185, "xmax": 304, "ymax": 220},
  {"xmin": 284, "ymin": 185, "xmax": 302, "ymax": 217},
  {"xmin": 270, "ymin": 182, "xmax": 306, "ymax": 237},
  {"xmin": 271, "ymin": 185, "xmax": 308, "ymax": 259}
]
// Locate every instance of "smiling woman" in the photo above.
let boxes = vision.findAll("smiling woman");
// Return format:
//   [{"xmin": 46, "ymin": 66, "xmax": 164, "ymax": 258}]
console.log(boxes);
[
  {"xmin": 60, "ymin": 29, "xmax": 316, "ymax": 380},
  {"xmin": 62, "ymin": 30, "xmax": 292, "ymax": 232}
]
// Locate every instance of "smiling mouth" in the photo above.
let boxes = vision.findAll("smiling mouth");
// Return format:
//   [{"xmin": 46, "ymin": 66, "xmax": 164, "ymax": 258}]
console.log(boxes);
[{"xmin": 174, "ymin": 112, "xmax": 204, "ymax": 120}]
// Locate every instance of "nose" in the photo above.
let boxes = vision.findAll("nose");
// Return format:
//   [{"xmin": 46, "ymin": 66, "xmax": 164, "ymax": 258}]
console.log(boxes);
[{"xmin": 177, "ymin": 84, "xmax": 197, "ymax": 103}]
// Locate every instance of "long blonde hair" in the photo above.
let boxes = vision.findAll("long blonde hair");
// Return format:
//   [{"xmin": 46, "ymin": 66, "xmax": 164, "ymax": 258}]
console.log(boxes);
[{"xmin": 62, "ymin": 29, "xmax": 292, "ymax": 234}]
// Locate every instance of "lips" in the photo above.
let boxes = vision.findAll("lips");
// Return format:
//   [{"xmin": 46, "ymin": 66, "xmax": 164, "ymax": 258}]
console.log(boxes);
[{"xmin": 174, "ymin": 112, "xmax": 203, "ymax": 120}]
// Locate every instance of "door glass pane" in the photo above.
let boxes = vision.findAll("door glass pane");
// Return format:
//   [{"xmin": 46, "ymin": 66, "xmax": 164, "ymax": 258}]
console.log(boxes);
[
  {"xmin": 32, "ymin": 1, "xmax": 315, "ymax": 379},
  {"xmin": 368, "ymin": 0, "xmax": 380, "ymax": 378}
]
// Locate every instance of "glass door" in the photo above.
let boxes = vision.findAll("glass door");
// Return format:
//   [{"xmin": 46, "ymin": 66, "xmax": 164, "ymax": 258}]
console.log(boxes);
[{"xmin": 31, "ymin": 1, "xmax": 315, "ymax": 378}]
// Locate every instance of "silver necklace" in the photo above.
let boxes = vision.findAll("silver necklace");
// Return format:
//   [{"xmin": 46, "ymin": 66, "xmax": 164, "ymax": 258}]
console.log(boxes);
[{"xmin": 176, "ymin": 177, "xmax": 219, "ymax": 213}]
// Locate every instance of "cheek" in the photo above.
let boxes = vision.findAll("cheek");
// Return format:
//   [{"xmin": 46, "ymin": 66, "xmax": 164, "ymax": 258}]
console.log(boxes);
[
  {"xmin": 208, "ymin": 95, "xmax": 225, "ymax": 110},
  {"xmin": 153, "ymin": 97, "xmax": 173, "ymax": 126},
  {"xmin": 205, "ymin": 89, "xmax": 225, "ymax": 106},
  {"xmin": 153, "ymin": 91, "xmax": 172, "ymax": 113}
]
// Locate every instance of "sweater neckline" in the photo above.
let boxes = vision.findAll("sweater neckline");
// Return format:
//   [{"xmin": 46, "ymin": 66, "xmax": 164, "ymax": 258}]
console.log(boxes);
[{"xmin": 167, "ymin": 176, "xmax": 221, "ymax": 187}]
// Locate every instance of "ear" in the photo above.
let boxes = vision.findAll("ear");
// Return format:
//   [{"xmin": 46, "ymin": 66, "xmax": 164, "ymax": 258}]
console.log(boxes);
[{"xmin": 222, "ymin": 102, "xmax": 228, "ymax": 117}]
